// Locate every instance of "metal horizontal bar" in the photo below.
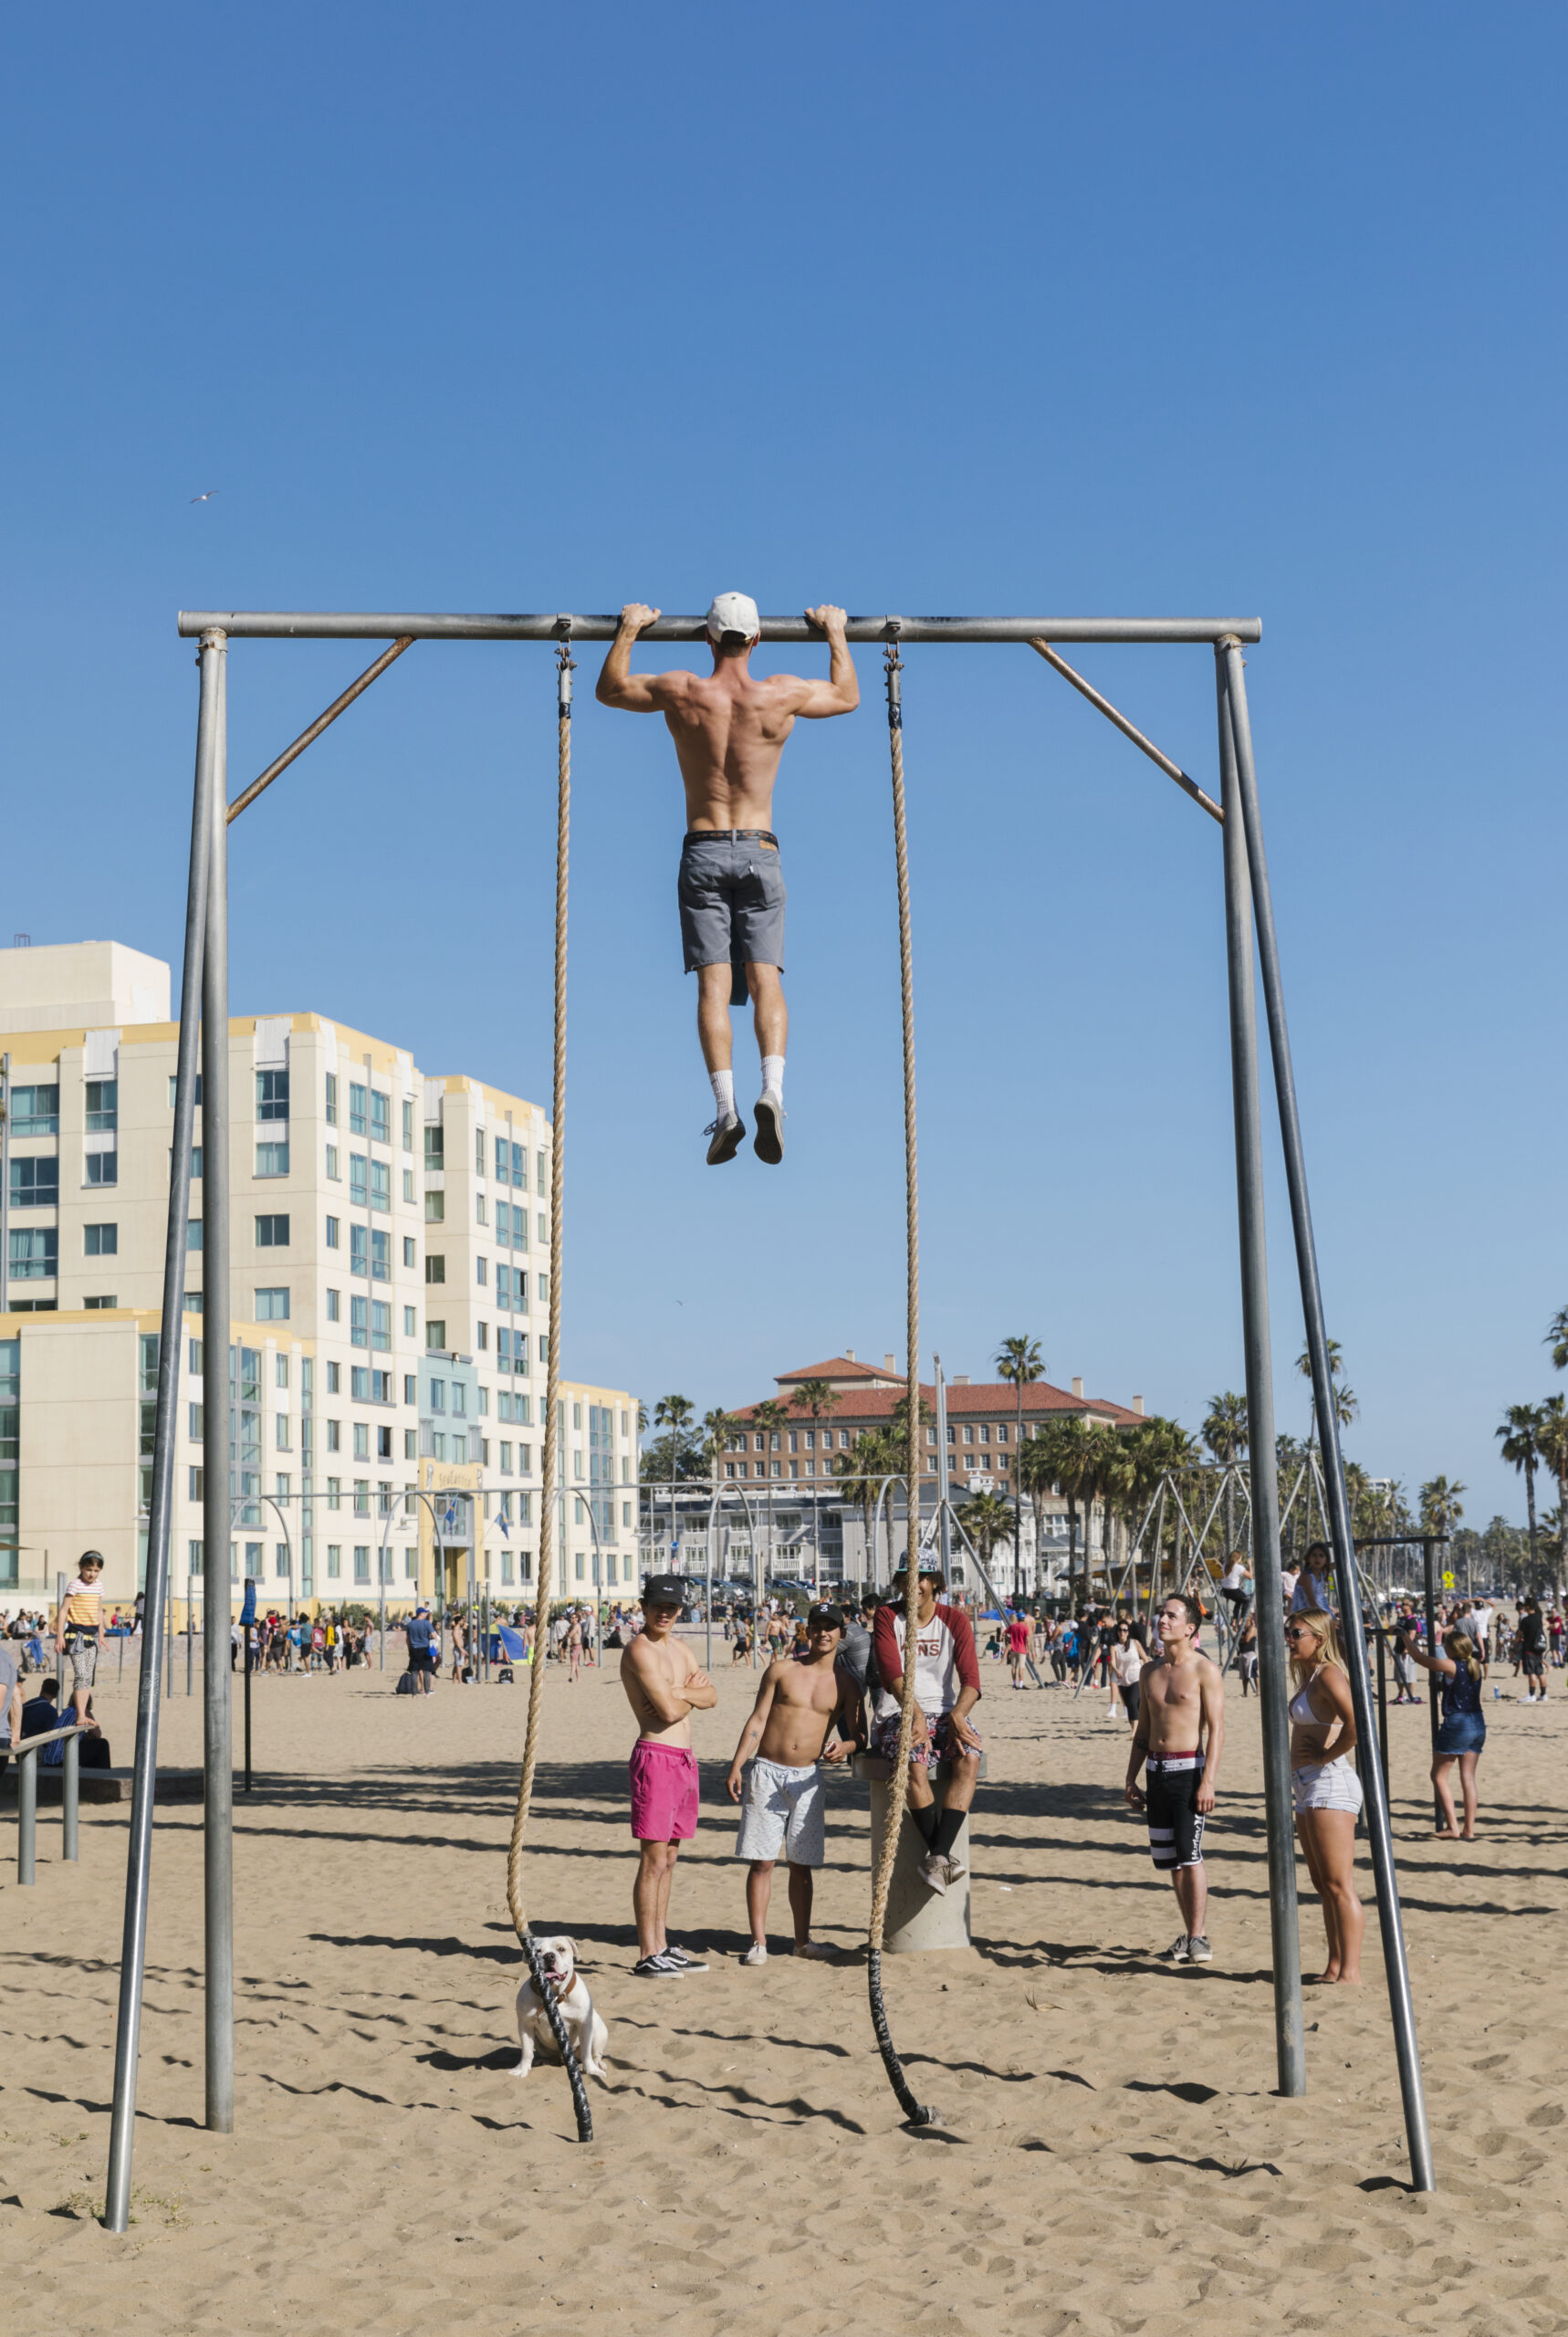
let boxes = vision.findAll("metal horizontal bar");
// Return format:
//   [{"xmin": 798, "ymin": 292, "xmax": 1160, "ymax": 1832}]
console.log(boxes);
[{"xmin": 178, "ymin": 610, "xmax": 1263, "ymax": 646}]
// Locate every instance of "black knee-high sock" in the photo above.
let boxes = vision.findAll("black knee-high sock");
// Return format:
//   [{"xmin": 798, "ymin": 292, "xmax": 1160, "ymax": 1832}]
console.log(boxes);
[
  {"xmin": 909, "ymin": 1802, "xmax": 938, "ymax": 1849},
  {"xmin": 933, "ymin": 1805, "xmax": 967, "ymax": 1860}
]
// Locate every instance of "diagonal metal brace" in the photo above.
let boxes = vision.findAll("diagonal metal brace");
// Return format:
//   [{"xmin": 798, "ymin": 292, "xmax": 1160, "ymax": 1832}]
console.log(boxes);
[
  {"xmin": 1029, "ymin": 638, "xmax": 1223, "ymax": 825},
  {"xmin": 226, "ymin": 636, "xmax": 414, "ymax": 823}
]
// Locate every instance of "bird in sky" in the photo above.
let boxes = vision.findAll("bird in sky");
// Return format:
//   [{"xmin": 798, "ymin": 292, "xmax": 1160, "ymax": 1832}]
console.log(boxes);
[{"xmin": 190, "ymin": 489, "xmax": 218, "ymax": 504}]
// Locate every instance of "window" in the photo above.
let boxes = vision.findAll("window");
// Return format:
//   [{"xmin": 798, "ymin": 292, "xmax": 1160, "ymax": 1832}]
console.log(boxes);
[
  {"xmin": 353, "ymin": 1422, "xmax": 370, "ymax": 1459},
  {"xmin": 326, "ymin": 1288, "xmax": 340, "ymax": 1324},
  {"xmin": 85, "ymin": 1079, "xmax": 118, "ymax": 1132},
  {"xmin": 349, "ymin": 1083, "xmax": 367, "ymax": 1137},
  {"xmin": 476, "ymin": 1256, "xmax": 487, "ymax": 1287},
  {"xmin": 326, "ymin": 1478, "xmax": 341, "ymax": 1511},
  {"xmin": 188, "ymin": 1401, "xmax": 205, "ymax": 1440},
  {"xmin": 353, "ymin": 1482, "xmax": 370, "ymax": 1515},
  {"xmin": 980, "ymin": 1425, "xmax": 991, "ymax": 1444},
  {"xmin": 255, "ymin": 1287, "xmax": 289, "ymax": 1321},
  {"xmin": 354, "ymin": 1546, "xmax": 371, "ymax": 1583},
  {"xmin": 501, "ymin": 1554, "xmax": 514, "ymax": 1586},
  {"xmin": 426, "ymin": 1320, "xmax": 445, "ymax": 1349},
  {"xmin": 425, "ymin": 1255, "xmax": 445, "ymax": 1285},
  {"xmin": 276, "ymin": 1354, "xmax": 288, "ymax": 1389},
  {"xmin": 402, "ymin": 1237, "xmax": 416, "ymax": 1268},
  {"xmin": 476, "ymin": 1127, "xmax": 486, "ymax": 1177},
  {"xmin": 538, "ymin": 1273, "xmax": 549, "ymax": 1302},
  {"xmin": 167, "ymin": 1145, "xmax": 204, "ymax": 1179},
  {"xmin": 351, "ymin": 1294, "xmax": 369, "ymax": 1349},
  {"xmin": 185, "ymin": 1219, "xmax": 203, "ymax": 1252},
  {"xmin": 323, "ymin": 1215, "xmax": 340, "ymax": 1250},
  {"xmin": 371, "ymin": 1230, "xmax": 390, "ymax": 1281},
  {"xmin": 326, "ymin": 1145, "xmax": 340, "ymax": 1180},
  {"xmin": 325, "ymin": 1073, "xmax": 339, "ymax": 1125},
  {"xmin": 475, "ymin": 1194, "xmax": 487, "ymax": 1226},
  {"xmin": 276, "ymin": 1413, "xmax": 291, "ymax": 1451},
  {"xmin": 402, "ymin": 1098, "xmax": 413, "ymax": 1152},
  {"xmin": 86, "ymin": 1151, "xmax": 118, "ymax": 1186},
  {"xmin": 429, "ymin": 1378, "xmax": 445, "ymax": 1412},
  {"xmin": 350, "ymin": 1223, "xmax": 368, "ymax": 1278},
  {"xmin": 8, "ymin": 1228, "xmax": 57, "ymax": 1281},
  {"xmin": 377, "ymin": 1425, "xmax": 392, "ymax": 1461},
  {"xmin": 371, "ymin": 1090, "xmax": 390, "ymax": 1146},
  {"xmin": 401, "ymin": 1373, "xmax": 416, "ymax": 1406},
  {"xmin": 168, "ymin": 1074, "xmax": 204, "ymax": 1108},
  {"xmin": 350, "ymin": 1155, "xmax": 368, "ymax": 1206},
  {"xmin": 256, "ymin": 1142, "xmax": 289, "ymax": 1178},
  {"xmin": 256, "ymin": 1069, "xmax": 289, "ymax": 1122},
  {"xmin": 326, "ymin": 1418, "xmax": 341, "ymax": 1450},
  {"xmin": 402, "ymin": 1168, "xmax": 414, "ymax": 1203},
  {"xmin": 424, "ymin": 1124, "xmax": 444, "ymax": 1168},
  {"xmin": 245, "ymin": 1543, "xmax": 264, "ymax": 1580},
  {"xmin": 82, "ymin": 1294, "xmax": 117, "ymax": 1309},
  {"xmin": 371, "ymin": 1300, "xmax": 391, "ymax": 1350},
  {"xmin": 256, "ymin": 1214, "xmax": 289, "ymax": 1247},
  {"xmin": 189, "ymin": 1472, "xmax": 204, "ymax": 1503},
  {"xmin": 326, "ymin": 1543, "xmax": 341, "ymax": 1577},
  {"xmin": 494, "ymin": 1136, "xmax": 507, "ymax": 1183},
  {"xmin": 403, "ymin": 1309, "xmax": 416, "ymax": 1339},
  {"xmin": 476, "ymin": 1321, "xmax": 488, "ymax": 1350},
  {"xmin": 81, "ymin": 1221, "xmax": 117, "ymax": 1257},
  {"xmin": 275, "ymin": 1544, "xmax": 289, "ymax": 1579},
  {"xmin": 368, "ymin": 1158, "xmax": 390, "ymax": 1211},
  {"xmin": 403, "ymin": 1430, "xmax": 417, "ymax": 1459},
  {"xmin": 10, "ymin": 1085, "xmax": 59, "ymax": 1136},
  {"xmin": 424, "ymin": 1189, "xmax": 444, "ymax": 1223},
  {"xmin": 10, "ymin": 1156, "xmax": 58, "ymax": 1208},
  {"xmin": 454, "ymin": 1382, "xmax": 467, "ymax": 1418}
]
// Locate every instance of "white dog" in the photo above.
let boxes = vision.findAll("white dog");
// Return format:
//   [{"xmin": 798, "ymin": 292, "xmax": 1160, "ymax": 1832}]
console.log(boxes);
[{"xmin": 514, "ymin": 1935, "xmax": 609, "ymax": 2080}]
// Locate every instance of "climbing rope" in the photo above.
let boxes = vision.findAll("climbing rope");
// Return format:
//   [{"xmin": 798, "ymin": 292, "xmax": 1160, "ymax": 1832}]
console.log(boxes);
[
  {"xmin": 865, "ymin": 634, "xmax": 935, "ymax": 2128},
  {"xmin": 506, "ymin": 632, "xmax": 592, "ymax": 2143}
]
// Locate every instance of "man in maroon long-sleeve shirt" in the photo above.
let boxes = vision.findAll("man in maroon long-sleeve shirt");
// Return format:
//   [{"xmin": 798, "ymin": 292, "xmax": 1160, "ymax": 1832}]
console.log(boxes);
[{"xmin": 871, "ymin": 1566, "xmax": 984, "ymax": 1897}]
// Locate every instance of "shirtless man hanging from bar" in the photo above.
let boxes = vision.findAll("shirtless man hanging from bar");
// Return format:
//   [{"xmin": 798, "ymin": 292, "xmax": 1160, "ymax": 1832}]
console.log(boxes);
[{"xmin": 596, "ymin": 595, "xmax": 859, "ymax": 1167}]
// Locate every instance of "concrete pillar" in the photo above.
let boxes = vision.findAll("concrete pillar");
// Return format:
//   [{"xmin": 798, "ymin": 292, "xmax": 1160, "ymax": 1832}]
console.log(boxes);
[{"xmin": 857, "ymin": 1753, "xmax": 988, "ymax": 1952}]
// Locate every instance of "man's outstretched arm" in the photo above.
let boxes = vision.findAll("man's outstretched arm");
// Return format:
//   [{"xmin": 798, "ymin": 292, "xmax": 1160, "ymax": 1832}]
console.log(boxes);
[
  {"xmin": 791, "ymin": 604, "xmax": 860, "ymax": 717},
  {"xmin": 596, "ymin": 603, "xmax": 676, "ymax": 711}
]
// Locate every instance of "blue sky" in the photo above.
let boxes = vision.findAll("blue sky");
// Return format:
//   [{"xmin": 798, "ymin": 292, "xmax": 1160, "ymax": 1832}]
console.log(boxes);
[{"xmin": 2, "ymin": 6, "xmax": 1563, "ymax": 1522}]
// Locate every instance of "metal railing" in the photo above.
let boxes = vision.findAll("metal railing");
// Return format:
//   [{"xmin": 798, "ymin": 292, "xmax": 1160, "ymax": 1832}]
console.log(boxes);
[{"xmin": 9, "ymin": 1720, "xmax": 93, "ymax": 1883}]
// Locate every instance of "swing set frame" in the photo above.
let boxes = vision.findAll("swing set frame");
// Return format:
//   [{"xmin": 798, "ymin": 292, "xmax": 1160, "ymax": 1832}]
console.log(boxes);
[{"xmin": 101, "ymin": 603, "xmax": 1433, "ymax": 2228}]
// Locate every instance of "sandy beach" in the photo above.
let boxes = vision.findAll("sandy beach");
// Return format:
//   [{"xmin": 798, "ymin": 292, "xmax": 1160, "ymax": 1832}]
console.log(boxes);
[{"xmin": 4, "ymin": 1639, "xmax": 1565, "ymax": 2336}]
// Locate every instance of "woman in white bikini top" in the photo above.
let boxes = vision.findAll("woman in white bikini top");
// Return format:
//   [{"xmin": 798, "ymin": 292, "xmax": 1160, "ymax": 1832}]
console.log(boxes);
[{"xmin": 1285, "ymin": 1606, "xmax": 1364, "ymax": 1986}]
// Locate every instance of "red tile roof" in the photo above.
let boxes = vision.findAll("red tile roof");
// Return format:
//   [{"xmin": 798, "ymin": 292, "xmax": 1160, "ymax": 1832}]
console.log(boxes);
[
  {"xmin": 774, "ymin": 1355, "xmax": 904, "ymax": 1385},
  {"xmin": 729, "ymin": 1379, "xmax": 1141, "ymax": 1429}
]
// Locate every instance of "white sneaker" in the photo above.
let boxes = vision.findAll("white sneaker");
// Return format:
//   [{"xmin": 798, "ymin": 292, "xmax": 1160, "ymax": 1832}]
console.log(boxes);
[
  {"xmin": 918, "ymin": 1851, "xmax": 950, "ymax": 1896},
  {"xmin": 740, "ymin": 1940, "xmax": 768, "ymax": 1966}
]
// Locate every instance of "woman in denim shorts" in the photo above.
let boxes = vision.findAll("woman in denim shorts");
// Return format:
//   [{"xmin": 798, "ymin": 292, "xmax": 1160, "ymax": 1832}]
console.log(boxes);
[{"xmin": 1398, "ymin": 1624, "xmax": 1486, "ymax": 1839}]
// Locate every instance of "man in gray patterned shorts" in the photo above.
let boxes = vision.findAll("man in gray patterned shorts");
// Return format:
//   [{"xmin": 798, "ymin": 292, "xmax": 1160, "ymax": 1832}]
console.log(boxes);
[{"xmin": 596, "ymin": 593, "xmax": 859, "ymax": 1167}]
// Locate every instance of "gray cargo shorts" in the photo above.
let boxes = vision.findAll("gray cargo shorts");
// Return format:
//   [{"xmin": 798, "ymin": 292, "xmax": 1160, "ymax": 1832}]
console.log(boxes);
[{"xmin": 677, "ymin": 832, "xmax": 786, "ymax": 1007}]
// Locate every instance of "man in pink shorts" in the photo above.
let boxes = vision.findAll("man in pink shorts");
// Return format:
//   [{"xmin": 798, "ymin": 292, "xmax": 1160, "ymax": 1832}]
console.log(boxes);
[{"xmin": 620, "ymin": 1575, "xmax": 718, "ymax": 1977}]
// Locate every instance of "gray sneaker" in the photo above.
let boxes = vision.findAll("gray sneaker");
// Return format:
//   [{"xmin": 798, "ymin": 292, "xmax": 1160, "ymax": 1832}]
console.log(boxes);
[
  {"xmin": 1186, "ymin": 1934, "xmax": 1213, "ymax": 1964},
  {"xmin": 706, "ymin": 1112, "xmax": 745, "ymax": 1166},
  {"xmin": 752, "ymin": 1094, "xmax": 784, "ymax": 1165},
  {"xmin": 918, "ymin": 1851, "xmax": 950, "ymax": 1896},
  {"xmin": 1160, "ymin": 1934, "xmax": 1190, "ymax": 1964}
]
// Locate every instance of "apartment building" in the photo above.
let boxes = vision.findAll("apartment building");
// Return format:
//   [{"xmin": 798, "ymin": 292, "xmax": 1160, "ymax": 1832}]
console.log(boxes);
[{"xmin": 0, "ymin": 940, "xmax": 638, "ymax": 1614}]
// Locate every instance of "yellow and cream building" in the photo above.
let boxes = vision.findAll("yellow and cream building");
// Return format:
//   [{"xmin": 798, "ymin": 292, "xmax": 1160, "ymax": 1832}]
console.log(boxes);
[{"xmin": 0, "ymin": 940, "xmax": 638, "ymax": 1617}]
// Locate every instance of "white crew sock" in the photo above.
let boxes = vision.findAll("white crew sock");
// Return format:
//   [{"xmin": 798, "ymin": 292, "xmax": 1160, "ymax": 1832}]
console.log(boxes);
[
  {"xmin": 709, "ymin": 1067, "xmax": 736, "ymax": 1118},
  {"xmin": 760, "ymin": 1054, "xmax": 785, "ymax": 1103}
]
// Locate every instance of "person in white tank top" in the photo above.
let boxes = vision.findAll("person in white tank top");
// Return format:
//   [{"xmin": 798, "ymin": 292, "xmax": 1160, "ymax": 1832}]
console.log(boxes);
[{"xmin": 1285, "ymin": 1607, "xmax": 1364, "ymax": 1985}]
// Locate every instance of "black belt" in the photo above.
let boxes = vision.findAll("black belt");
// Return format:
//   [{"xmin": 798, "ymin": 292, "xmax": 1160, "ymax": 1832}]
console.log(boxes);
[{"xmin": 683, "ymin": 829, "xmax": 779, "ymax": 848}]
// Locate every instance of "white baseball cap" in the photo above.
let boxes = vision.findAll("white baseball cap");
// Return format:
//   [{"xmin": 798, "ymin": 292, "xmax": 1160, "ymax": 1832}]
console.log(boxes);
[{"xmin": 706, "ymin": 591, "xmax": 760, "ymax": 644}]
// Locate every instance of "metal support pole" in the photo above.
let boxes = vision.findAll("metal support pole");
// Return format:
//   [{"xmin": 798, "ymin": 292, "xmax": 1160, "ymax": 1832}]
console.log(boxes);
[
  {"xmin": 935, "ymin": 1361, "xmax": 953, "ymax": 1588},
  {"xmin": 1376, "ymin": 1621, "xmax": 1389, "ymax": 1785},
  {"xmin": 0, "ymin": 1052, "xmax": 10, "ymax": 1348},
  {"xmin": 1217, "ymin": 647, "xmax": 1304, "ymax": 2098},
  {"xmin": 105, "ymin": 625, "xmax": 214, "ymax": 2231},
  {"xmin": 62, "ymin": 1728, "xmax": 78, "ymax": 1860},
  {"xmin": 1423, "ymin": 1536, "xmax": 1442, "ymax": 1827},
  {"xmin": 1221, "ymin": 640, "xmax": 1434, "ymax": 2191},
  {"xmin": 18, "ymin": 1744, "xmax": 37, "ymax": 1883},
  {"xmin": 202, "ymin": 632, "xmax": 235, "ymax": 2136}
]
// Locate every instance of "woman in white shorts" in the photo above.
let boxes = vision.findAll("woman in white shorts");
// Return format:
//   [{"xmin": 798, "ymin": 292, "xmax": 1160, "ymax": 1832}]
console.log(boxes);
[{"xmin": 1286, "ymin": 1606, "xmax": 1364, "ymax": 1986}]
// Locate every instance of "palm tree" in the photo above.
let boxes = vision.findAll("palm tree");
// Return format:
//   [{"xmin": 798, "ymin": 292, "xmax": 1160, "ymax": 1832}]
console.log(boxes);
[
  {"xmin": 1296, "ymin": 1338, "xmax": 1354, "ymax": 1448},
  {"xmin": 1418, "ymin": 1474, "xmax": 1466, "ymax": 1537},
  {"xmin": 834, "ymin": 1429, "xmax": 899, "ymax": 1585},
  {"xmin": 996, "ymin": 1336, "xmax": 1045, "ymax": 1599},
  {"xmin": 1497, "ymin": 1401, "xmax": 1544, "ymax": 1581},
  {"xmin": 1031, "ymin": 1414, "xmax": 1103, "ymax": 1602},
  {"xmin": 789, "ymin": 1377, "xmax": 842, "ymax": 1596},
  {"xmin": 1082, "ymin": 1422, "xmax": 1132, "ymax": 1595},
  {"xmin": 652, "ymin": 1393, "xmax": 695, "ymax": 1569},
  {"xmin": 1546, "ymin": 1306, "xmax": 1568, "ymax": 1374},
  {"xmin": 1017, "ymin": 1430, "xmax": 1059, "ymax": 1590},
  {"xmin": 1202, "ymin": 1391, "xmax": 1249, "ymax": 1580},
  {"xmin": 956, "ymin": 1490, "xmax": 1015, "ymax": 1591},
  {"xmin": 1534, "ymin": 1399, "xmax": 1568, "ymax": 1588},
  {"xmin": 753, "ymin": 1397, "xmax": 790, "ymax": 1589}
]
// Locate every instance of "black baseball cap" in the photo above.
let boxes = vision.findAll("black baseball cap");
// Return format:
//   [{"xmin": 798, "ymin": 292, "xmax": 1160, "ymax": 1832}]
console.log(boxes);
[
  {"xmin": 807, "ymin": 1603, "xmax": 845, "ymax": 1632},
  {"xmin": 643, "ymin": 1576, "xmax": 685, "ymax": 1607}
]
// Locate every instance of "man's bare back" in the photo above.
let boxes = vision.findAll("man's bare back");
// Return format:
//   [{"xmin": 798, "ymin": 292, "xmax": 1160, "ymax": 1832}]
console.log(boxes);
[{"xmin": 596, "ymin": 601, "xmax": 858, "ymax": 832}]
